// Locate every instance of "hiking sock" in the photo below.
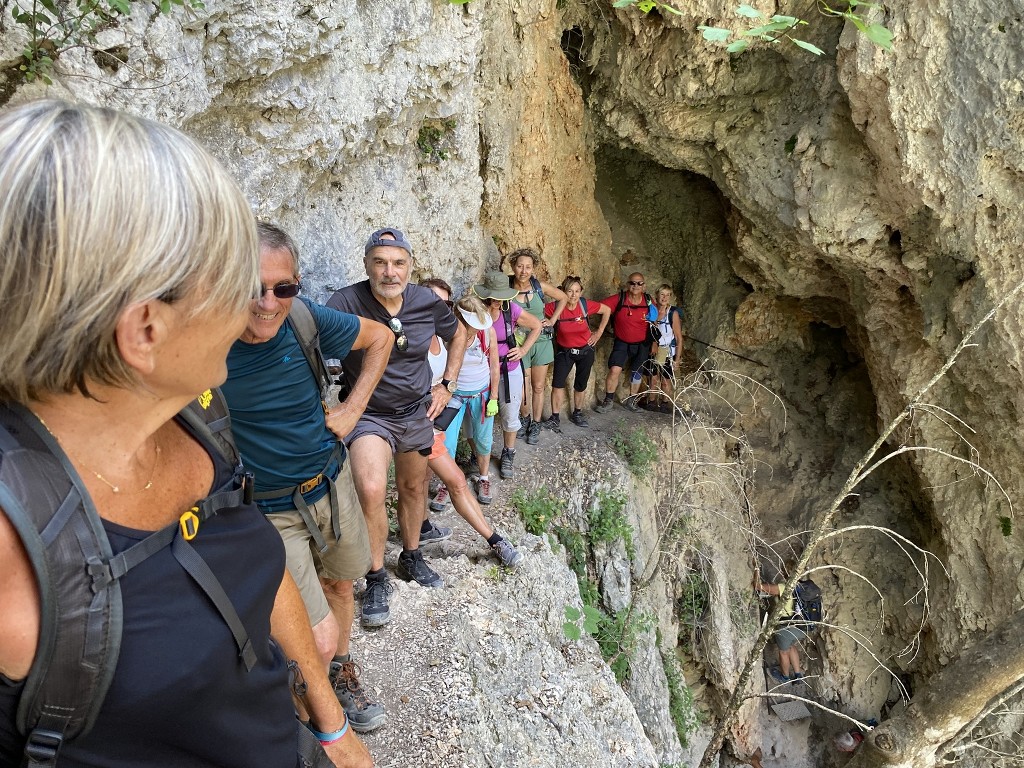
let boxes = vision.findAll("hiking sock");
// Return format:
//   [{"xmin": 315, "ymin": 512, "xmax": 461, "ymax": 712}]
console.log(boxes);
[
  {"xmin": 366, "ymin": 568, "xmax": 388, "ymax": 583},
  {"xmin": 571, "ymin": 409, "xmax": 582, "ymax": 418},
  {"xmin": 420, "ymin": 520, "xmax": 433, "ymax": 535},
  {"xmin": 486, "ymin": 533, "xmax": 502, "ymax": 547},
  {"xmin": 604, "ymin": 392, "xmax": 614, "ymax": 404},
  {"xmin": 550, "ymin": 413, "xmax": 560, "ymax": 424},
  {"xmin": 333, "ymin": 653, "xmax": 351, "ymax": 665}
]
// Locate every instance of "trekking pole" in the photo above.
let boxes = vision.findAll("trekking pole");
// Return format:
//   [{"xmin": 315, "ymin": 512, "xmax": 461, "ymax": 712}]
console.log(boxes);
[{"xmin": 682, "ymin": 334, "xmax": 768, "ymax": 368}]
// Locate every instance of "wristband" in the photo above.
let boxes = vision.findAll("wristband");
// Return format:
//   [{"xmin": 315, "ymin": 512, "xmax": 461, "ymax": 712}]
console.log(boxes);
[{"xmin": 310, "ymin": 716, "xmax": 350, "ymax": 745}]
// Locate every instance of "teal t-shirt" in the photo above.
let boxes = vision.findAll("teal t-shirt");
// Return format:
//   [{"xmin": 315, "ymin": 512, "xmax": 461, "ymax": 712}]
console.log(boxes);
[{"xmin": 222, "ymin": 299, "xmax": 360, "ymax": 512}]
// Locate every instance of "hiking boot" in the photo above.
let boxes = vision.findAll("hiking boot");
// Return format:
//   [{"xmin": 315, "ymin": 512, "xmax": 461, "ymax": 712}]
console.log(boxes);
[
  {"xmin": 361, "ymin": 577, "xmax": 394, "ymax": 628},
  {"xmin": 644, "ymin": 400, "xmax": 660, "ymax": 412},
  {"xmin": 330, "ymin": 659, "xmax": 386, "ymax": 733},
  {"xmin": 569, "ymin": 410, "xmax": 590, "ymax": 428},
  {"xmin": 419, "ymin": 519, "xmax": 453, "ymax": 544},
  {"xmin": 594, "ymin": 397, "xmax": 614, "ymax": 414},
  {"xmin": 526, "ymin": 420, "xmax": 541, "ymax": 445},
  {"xmin": 428, "ymin": 484, "xmax": 450, "ymax": 512},
  {"xmin": 768, "ymin": 666, "xmax": 790, "ymax": 684},
  {"xmin": 499, "ymin": 448, "xmax": 515, "ymax": 479},
  {"xmin": 541, "ymin": 415, "xmax": 562, "ymax": 433},
  {"xmin": 624, "ymin": 395, "xmax": 641, "ymax": 412},
  {"xmin": 516, "ymin": 415, "xmax": 532, "ymax": 439},
  {"xmin": 475, "ymin": 476, "xmax": 493, "ymax": 505},
  {"xmin": 491, "ymin": 537, "xmax": 523, "ymax": 570},
  {"xmin": 396, "ymin": 549, "xmax": 443, "ymax": 588},
  {"xmin": 658, "ymin": 402, "xmax": 673, "ymax": 414}
]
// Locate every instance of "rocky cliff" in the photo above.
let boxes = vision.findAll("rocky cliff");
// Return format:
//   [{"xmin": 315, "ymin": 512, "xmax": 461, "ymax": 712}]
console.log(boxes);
[{"xmin": 3, "ymin": 0, "xmax": 1022, "ymax": 765}]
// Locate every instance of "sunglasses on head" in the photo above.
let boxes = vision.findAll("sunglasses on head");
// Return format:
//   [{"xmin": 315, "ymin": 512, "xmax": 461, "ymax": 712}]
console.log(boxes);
[
  {"xmin": 388, "ymin": 317, "xmax": 409, "ymax": 352},
  {"xmin": 258, "ymin": 281, "xmax": 301, "ymax": 299},
  {"xmin": 628, "ymin": 280, "xmax": 645, "ymax": 287}
]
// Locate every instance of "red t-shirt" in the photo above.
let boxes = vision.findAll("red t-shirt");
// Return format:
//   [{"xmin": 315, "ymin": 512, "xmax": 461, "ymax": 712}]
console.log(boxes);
[
  {"xmin": 545, "ymin": 299, "xmax": 592, "ymax": 348},
  {"xmin": 599, "ymin": 292, "xmax": 650, "ymax": 343}
]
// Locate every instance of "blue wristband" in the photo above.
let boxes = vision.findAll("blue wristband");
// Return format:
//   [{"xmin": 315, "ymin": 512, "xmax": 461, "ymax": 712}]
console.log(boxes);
[{"xmin": 310, "ymin": 717, "xmax": 349, "ymax": 745}]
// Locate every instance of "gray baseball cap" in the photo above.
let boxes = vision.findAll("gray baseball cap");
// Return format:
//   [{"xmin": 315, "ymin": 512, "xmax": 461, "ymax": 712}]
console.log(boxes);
[{"xmin": 364, "ymin": 227, "xmax": 412, "ymax": 256}]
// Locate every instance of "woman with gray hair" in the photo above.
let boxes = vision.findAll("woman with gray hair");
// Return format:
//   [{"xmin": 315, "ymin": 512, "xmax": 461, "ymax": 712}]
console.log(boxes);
[{"xmin": 0, "ymin": 101, "xmax": 369, "ymax": 767}]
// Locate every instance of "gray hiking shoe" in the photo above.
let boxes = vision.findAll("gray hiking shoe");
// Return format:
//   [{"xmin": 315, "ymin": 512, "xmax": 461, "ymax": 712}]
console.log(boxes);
[
  {"xmin": 420, "ymin": 519, "xmax": 453, "ymax": 544},
  {"xmin": 541, "ymin": 415, "xmax": 562, "ymax": 433},
  {"xmin": 516, "ymin": 415, "xmax": 531, "ymax": 439},
  {"xmin": 491, "ymin": 537, "xmax": 523, "ymax": 570},
  {"xmin": 526, "ymin": 420, "xmax": 541, "ymax": 445},
  {"xmin": 594, "ymin": 397, "xmax": 614, "ymax": 413},
  {"xmin": 569, "ymin": 410, "xmax": 590, "ymax": 428},
  {"xmin": 499, "ymin": 448, "xmax": 515, "ymax": 479},
  {"xmin": 361, "ymin": 577, "xmax": 394, "ymax": 628},
  {"xmin": 330, "ymin": 659, "xmax": 386, "ymax": 733},
  {"xmin": 396, "ymin": 549, "xmax": 443, "ymax": 588},
  {"xmin": 428, "ymin": 484, "xmax": 450, "ymax": 512},
  {"xmin": 624, "ymin": 395, "xmax": 641, "ymax": 412},
  {"xmin": 475, "ymin": 475, "xmax": 493, "ymax": 505}
]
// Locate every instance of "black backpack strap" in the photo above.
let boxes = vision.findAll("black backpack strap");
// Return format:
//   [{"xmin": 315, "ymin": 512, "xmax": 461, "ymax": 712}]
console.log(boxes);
[
  {"xmin": 180, "ymin": 388, "xmax": 239, "ymax": 467},
  {"xmin": 288, "ymin": 299, "xmax": 333, "ymax": 414}
]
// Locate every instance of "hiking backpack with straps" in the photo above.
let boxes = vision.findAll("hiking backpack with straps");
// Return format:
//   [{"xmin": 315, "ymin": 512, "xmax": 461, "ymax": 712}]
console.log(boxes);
[
  {"xmin": 0, "ymin": 392, "xmax": 253, "ymax": 767},
  {"xmin": 610, "ymin": 290, "xmax": 655, "ymax": 342},
  {"xmin": 288, "ymin": 297, "xmax": 343, "ymax": 410},
  {"xmin": 792, "ymin": 579, "xmax": 824, "ymax": 629}
]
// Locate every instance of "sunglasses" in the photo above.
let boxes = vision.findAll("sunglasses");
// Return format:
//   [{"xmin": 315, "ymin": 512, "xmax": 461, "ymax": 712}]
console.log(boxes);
[
  {"xmin": 258, "ymin": 282, "xmax": 301, "ymax": 299},
  {"xmin": 388, "ymin": 317, "xmax": 409, "ymax": 352},
  {"xmin": 628, "ymin": 280, "xmax": 645, "ymax": 287}
]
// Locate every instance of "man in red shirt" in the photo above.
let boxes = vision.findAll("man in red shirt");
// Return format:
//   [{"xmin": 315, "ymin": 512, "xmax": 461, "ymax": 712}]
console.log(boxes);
[{"xmin": 595, "ymin": 273, "xmax": 653, "ymax": 412}]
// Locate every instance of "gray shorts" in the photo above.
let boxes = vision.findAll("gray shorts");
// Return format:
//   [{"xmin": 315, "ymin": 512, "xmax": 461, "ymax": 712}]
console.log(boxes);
[
  {"xmin": 774, "ymin": 625, "xmax": 808, "ymax": 651},
  {"xmin": 265, "ymin": 461, "xmax": 371, "ymax": 626},
  {"xmin": 346, "ymin": 402, "xmax": 435, "ymax": 455}
]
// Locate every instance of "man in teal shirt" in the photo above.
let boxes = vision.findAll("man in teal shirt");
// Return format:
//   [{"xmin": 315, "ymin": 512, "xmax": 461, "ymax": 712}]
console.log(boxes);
[{"xmin": 223, "ymin": 222, "xmax": 391, "ymax": 734}]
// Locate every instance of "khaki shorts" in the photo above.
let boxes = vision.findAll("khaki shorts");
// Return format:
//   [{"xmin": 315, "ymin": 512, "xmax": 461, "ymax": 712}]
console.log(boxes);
[{"xmin": 265, "ymin": 461, "xmax": 371, "ymax": 626}]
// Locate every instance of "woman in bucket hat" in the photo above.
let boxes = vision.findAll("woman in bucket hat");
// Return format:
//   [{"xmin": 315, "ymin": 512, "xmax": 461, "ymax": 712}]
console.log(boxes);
[{"xmin": 473, "ymin": 270, "xmax": 542, "ymax": 480}]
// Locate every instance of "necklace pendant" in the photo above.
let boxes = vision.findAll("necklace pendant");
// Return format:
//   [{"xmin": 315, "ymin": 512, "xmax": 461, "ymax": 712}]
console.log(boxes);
[{"xmin": 111, "ymin": 486, "xmax": 120, "ymax": 493}]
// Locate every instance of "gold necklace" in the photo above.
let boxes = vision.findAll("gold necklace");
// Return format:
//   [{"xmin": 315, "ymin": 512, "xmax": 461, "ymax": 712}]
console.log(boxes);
[{"xmin": 36, "ymin": 415, "xmax": 161, "ymax": 494}]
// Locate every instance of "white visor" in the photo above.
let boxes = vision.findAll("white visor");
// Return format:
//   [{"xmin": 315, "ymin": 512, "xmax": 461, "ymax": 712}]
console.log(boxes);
[{"xmin": 458, "ymin": 306, "xmax": 493, "ymax": 331}]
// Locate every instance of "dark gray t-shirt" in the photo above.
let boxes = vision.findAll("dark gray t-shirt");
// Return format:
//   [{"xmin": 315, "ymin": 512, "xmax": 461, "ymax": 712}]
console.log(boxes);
[{"xmin": 327, "ymin": 280, "xmax": 459, "ymax": 413}]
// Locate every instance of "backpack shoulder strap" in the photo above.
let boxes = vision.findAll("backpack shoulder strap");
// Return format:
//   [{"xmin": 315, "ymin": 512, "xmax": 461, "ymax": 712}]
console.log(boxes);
[
  {"xmin": 580, "ymin": 298, "xmax": 588, "ymax": 319},
  {"xmin": 180, "ymin": 388, "xmax": 239, "ymax": 467},
  {"xmin": 614, "ymin": 291, "xmax": 626, "ymax": 314},
  {"xmin": 530, "ymin": 276, "xmax": 544, "ymax": 302},
  {"xmin": 502, "ymin": 305, "xmax": 518, "ymax": 349},
  {"xmin": 287, "ymin": 299, "xmax": 333, "ymax": 408},
  {"xmin": 0, "ymin": 403, "xmax": 122, "ymax": 764}
]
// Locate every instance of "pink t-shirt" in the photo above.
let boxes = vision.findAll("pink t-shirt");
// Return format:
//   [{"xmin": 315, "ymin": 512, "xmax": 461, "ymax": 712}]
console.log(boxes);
[{"xmin": 493, "ymin": 302, "xmax": 523, "ymax": 371}]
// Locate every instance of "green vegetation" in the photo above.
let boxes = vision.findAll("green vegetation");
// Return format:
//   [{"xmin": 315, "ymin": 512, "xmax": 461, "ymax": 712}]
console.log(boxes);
[
  {"xmin": 677, "ymin": 571, "xmax": 709, "ymax": 652},
  {"xmin": 612, "ymin": 0, "xmax": 682, "ymax": 15},
  {"xmin": 611, "ymin": 423, "xmax": 658, "ymax": 476},
  {"xmin": 512, "ymin": 488, "xmax": 564, "ymax": 535},
  {"xmin": 416, "ymin": 118, "xmax": 457, "ymax": 163},
  {"xmin": 662, "ymin": 647, "xmax": 702, "ymax": 748},
  {"xmin": 589, "ymin": 489, "xmax": 634, "ymax": 557},
  {"xmin": 563, "ymin": 603, "xmax": 602, "ymax": 640},
  {"xmin": 11, "ymin": 0, "xmax": 204, "ymax": 83},
  {"xmin": 699, "ymin": 2, "xmax": 893, "ymax": 56}
]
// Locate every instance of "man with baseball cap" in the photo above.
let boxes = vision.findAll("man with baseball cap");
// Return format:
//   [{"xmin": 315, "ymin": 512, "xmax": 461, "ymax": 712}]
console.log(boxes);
[{"xmin": 327, "ymin": 228, "xmax": 467, "ymax": 627}]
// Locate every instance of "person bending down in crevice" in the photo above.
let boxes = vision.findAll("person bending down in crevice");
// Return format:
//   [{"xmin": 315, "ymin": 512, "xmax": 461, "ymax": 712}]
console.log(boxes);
[{"xmin": 754, "ymin": 557, "xmax": 807, "ymax": 683}]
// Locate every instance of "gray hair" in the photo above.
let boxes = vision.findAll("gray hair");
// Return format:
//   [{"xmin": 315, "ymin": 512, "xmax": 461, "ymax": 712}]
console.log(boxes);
[
  {"xmin": 0, "ymin": 100, "xmax": 260, "ymax": 403},
  {"xmin": 257, "ymin": 221, "xmax": 300, "ymax": 274}
]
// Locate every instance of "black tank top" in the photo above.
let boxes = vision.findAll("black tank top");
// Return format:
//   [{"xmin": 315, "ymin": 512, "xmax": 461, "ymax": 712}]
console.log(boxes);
[{"xmin": 0, "ymin": 415, "xmax": 295, "ymax": 767}]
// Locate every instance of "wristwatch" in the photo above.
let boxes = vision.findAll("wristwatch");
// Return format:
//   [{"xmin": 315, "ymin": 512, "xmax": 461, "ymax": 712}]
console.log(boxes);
[{"xmin": 440, "ymin": 378, "xmax": 457, "ymax": 393}]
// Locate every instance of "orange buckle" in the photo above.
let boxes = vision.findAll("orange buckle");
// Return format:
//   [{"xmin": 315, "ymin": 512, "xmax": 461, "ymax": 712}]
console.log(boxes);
[
  {"xmin": 299, "ymin": 474, "xmax": 324, "ymax": 494},
  {"xmin": 179, "ymin": 507, "xmax": 200, "ymax": 541}
]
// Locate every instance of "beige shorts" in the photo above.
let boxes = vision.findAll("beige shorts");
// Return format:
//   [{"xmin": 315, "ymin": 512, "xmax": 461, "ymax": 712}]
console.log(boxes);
[{"xmin": 265, "ymin": 461, "xmax": 371, "ymax": 626}]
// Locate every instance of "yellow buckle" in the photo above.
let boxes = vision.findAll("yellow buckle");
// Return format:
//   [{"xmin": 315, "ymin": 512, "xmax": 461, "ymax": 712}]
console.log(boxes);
[
  {"xmin": 299, "ymin": 474, "xmax": 324, "ymax": 494},
  {"xmin": 179, "ymin": 508, "xmax": 200, "ymax": 541}
]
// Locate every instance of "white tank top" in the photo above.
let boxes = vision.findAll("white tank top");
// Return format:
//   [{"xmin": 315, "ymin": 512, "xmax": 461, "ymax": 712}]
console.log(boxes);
[{"xmin": 428, "ymin": 336, "xmax": 448, "ymax": 386}]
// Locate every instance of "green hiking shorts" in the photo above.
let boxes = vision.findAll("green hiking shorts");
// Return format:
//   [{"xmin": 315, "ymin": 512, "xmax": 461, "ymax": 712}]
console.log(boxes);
[{"xmin": 521, "ymin": 333, "xmax": 555, "ymax": 368}]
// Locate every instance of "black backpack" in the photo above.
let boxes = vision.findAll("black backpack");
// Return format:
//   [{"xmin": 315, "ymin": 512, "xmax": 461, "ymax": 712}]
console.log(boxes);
[
  {"xmin": 288, "ymin": 298, "xmax": 341, "ymax": 410},
  {"xmin": 1, "ymin": 393, "xmax": 253, "ymax": 766},
  {"xmin": 793, "ymin": 579, "xmax": 824, "ymax": 629}
]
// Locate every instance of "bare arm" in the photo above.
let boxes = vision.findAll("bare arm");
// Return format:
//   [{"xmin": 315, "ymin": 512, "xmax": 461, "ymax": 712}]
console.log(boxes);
[
  {"xmin": 590, "ymin": 303, "xmax": 611, "ymax": 347},
  {"xmin": 427, "ymin": 322, "xmax": 469, "ymax": 420},
  {"xmin": 540, "ymin": 282, "xmax": 568, "ymax": 326},
  {"xmin": 325, "ymin": 318, "xmax": 391, "ymax": 441},
  {"xmin": 0, "ymin": 509, "xmax": 39, "ymax": 681},
  {"xmin": 506, "ymin": 311, "xmax": 542, "ymax": 362},
  {"xmin": 271, "ymin": 571, "xmax": 372, "ymax": 768}
]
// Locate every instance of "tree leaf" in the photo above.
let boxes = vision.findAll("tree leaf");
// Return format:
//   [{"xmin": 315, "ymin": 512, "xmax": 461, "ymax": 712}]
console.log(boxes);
[
  {"xmin": 769, "ymin": 15, "xmax": 803, "ymax": 26},
  {"xmin": 744, "ymin": 21, "xmax": 791, "ymax": 37},
  {"xmin": 698, "ymin": 25, "xmax": 732, "ymax": 42},
  {"xmin": 637, "ymin": 0, "xmax": 657, "ymax": 12},
  {"xmin": 735, "ymin": 4, "xmax": 763, "ymax": 18},
  {"xmin": 563, "ymin": 622, "xmax": 582, "ymax": 641},
  {"xmin": 564, "ymin": 604, "xmax": 581, "ymax": 621},
  {"xmin": 791, "ymin": 38, "xmax": 825, "ymax": 55},
  {"xmin": 726, "ymin": 38, "xmax": 750, "ymax": 53},
  {"xmin": 613, "ymin": 0, "xmax": 635, "ymax": 7},
  {"xmin": 864, "ymin": 22, "xmax": 893, "ymax": 50},
  {"xmin": 659, "ymin": 3, "xmax": 684, "ymax": 15}
]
